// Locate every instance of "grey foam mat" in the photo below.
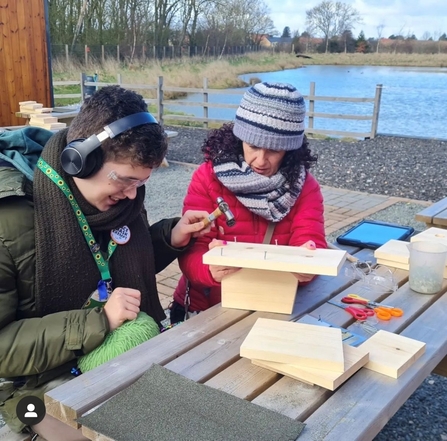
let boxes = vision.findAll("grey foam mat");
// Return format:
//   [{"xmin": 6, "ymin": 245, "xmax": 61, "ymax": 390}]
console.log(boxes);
[{"xmin": 79, "ymin": 363, "xmax": 305, "ymax": 441}]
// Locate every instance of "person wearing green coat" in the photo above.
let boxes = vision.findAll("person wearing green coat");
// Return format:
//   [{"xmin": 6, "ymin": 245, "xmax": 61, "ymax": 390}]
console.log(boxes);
[{"xmin": 0, "ymin": 86, "xmax": 210, "ymax": 441}]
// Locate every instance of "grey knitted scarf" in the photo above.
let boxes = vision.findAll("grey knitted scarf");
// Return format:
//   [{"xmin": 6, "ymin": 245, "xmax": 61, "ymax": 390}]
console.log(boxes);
[
  {"xmin": 33, "ymin": 129, "xmax": 165, "ymax": 323},
  {"xmin": 214, "ymin": 156, "xmax": 306, "ymax": 222}
]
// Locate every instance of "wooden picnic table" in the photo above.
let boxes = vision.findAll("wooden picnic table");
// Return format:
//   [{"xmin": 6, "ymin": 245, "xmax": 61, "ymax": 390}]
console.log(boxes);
[
  {"xmin": 415, "ymin": 197, "xmax": 447, "ymax": 229},
  {"xmin": 44, "ymin": 244, "xmax": 447, "ymax": 441}
]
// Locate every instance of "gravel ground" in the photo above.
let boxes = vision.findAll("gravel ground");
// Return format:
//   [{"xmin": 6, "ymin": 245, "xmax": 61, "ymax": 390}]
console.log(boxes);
[
  {"xmin": 163, "ymin": 125, "xmax": 447, "ymax": 441},
  {"xmin": 165, "ymin": 126, "xmax": 447, "ymax": 202}
]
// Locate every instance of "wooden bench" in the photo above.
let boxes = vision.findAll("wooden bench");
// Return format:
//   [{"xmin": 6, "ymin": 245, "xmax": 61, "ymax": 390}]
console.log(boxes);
[{"xmin": 415, "ymin": 197, "xmax": 447, "ymax": 228}]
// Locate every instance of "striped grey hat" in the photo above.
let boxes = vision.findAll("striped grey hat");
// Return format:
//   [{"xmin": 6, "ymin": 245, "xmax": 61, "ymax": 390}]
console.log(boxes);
[{"xmin": 233, "ymin": 82, "xmax": 306, "ymax": 151}]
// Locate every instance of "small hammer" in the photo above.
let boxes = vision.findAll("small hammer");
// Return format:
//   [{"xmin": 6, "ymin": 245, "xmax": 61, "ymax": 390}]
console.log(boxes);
[{"xmin": 202, "ymin": 196, "xmax": 236, "ymax": 227}]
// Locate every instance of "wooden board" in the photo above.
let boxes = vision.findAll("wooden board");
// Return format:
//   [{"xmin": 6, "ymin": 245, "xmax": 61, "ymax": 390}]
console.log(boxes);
[
  {"xmin": 374, "ymin": 239, "xmax": 409, "ymax": 264},
  {"xmin": 203, "ymin": 242, "xmax": 347, "ymax": 276},
  {"xmin": 411, "ymin": 227, "xmax": 447, "ymax": 246},
  {"xmin": 30, "ymin": 116, "xmax": 58, "ymax": 124},
  {"xmin": 221, "ymin": 268, "xmax": 298, "ymax": 314},
  {"xmin": 358, "ymin": 330, "xmax": 426, "ymax": 378},
  {"xmin": 240, "ymin": 318, "xmax": 345, "ymax": 372},
  {"xmin": 252, "ymin": 343, "xmax": 369, "ymax": 391}
]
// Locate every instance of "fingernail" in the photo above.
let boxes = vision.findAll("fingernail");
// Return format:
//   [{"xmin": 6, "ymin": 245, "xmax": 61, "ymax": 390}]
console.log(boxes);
[
  {"xmin": 223, "ymin": 240, "xmax": 227, "ymax": 245},
  {"xmin": 309, "ymin": 242, "xmax": 316, "ymax": 249}
]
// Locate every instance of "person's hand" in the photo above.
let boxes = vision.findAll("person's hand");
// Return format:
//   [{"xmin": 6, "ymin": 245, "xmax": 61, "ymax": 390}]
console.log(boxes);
[
  {"xmin": 208, "ymin": 239, "xmax": 241, "ymax": 283},
  {"xmin": 170, "ymin": 210, "xmax": 213, "ymax": 248},
  {"xmin": 103, "ymin": 287, "xmax": 141, "ymax": 332},
  {"xmin": 293, "ymin": 240, "xmax": 317, "ymax": 283}
]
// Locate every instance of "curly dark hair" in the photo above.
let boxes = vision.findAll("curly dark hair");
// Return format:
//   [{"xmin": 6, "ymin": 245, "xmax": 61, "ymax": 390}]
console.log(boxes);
[
  {"xmin": 67, "ymin": 86, "xmax": 167, "ymax": 168},
  {"xmin": 202, "ymin": 123, "xmax": 318, "ymax": 185}
]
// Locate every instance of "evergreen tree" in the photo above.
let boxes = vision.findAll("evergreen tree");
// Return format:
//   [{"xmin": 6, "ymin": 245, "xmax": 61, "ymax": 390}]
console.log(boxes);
[{"xmin": 282, "ymin": 26, "xmax": 291, "ymax": 38}]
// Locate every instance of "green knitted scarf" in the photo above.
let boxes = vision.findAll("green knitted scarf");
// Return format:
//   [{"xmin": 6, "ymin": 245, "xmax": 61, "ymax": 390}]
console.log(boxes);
[{"xmin": 33, "ymin": 129, "xmax": 165, "ymax": 323}]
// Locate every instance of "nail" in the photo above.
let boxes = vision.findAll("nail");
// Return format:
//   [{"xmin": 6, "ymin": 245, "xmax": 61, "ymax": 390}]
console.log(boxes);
[{"xmin": 223, "ymin": 240, "xmax": 227, "ymax": 245}]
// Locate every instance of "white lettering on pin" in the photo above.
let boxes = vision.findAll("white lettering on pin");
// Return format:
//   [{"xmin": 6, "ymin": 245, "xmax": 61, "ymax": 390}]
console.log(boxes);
[{"xmin": 110, "ymin": 225, "xmax": 131, "ymax": 244}]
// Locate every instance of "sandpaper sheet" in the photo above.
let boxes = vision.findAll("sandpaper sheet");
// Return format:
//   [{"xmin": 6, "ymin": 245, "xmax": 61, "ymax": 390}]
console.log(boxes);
[{"xmin": 78, "ymin": 363, "xmax": 305, "ymax": 441}]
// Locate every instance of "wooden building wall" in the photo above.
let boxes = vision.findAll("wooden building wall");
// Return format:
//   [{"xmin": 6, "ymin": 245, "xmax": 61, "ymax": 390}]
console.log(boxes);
[{"xmin": 0, "ymin": 0, "xmax": 53, "ymax": 126}]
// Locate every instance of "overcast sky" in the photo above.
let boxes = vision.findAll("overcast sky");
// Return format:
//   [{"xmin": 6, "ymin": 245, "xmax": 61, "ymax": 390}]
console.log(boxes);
[{"xmin": 265, "ymin": 0, "xmax": 447, "ymax": 40}]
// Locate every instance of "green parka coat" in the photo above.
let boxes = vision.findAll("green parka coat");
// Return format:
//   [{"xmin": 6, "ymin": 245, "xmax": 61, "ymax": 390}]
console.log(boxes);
[{"xmin": 0, "ymin": 134, "xmax": 184, "ymax": 432}]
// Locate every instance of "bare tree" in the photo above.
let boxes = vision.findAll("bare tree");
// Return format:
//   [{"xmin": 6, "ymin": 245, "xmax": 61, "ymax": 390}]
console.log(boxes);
[
  {"xmin": 306, "ymin": 0, "xmax": 362, "ymax": 53},
  {"xmin": 376, "ymin": 23, "xmax": 385, "ymax": 53},
  {"xmin": 421, "ymin": 31, "xmax": 431, "ymax": 41}
]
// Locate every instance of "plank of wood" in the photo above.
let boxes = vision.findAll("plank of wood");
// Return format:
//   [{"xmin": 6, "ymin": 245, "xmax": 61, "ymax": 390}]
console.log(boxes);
[
  {"xmin": 203, "ymin": 241, "xmax": 347, "ymax": 276},
  {"xmin": 411, "ymin": 226, "xmax": 447, "ymax": 246},
  {"xmin": 415, "ymin": 198, "xmax": 447, "ymax": 224},
  {"xmin": 252, "ymin": 343, "xmax": 369, "ymax": 390},
  {"xmin": 376, "ymin": 258, "xmax": 408, "ymax": 271},
  {"xmin": 374, "ymin": 240, "xmax": 409, "ymax": 264},
  {"xmin": 297, "ymin": 292, "xmax": 447, "ymax": 441},
  {"xmin": 44, "ymin": 306, "xmax": 251, "ymax": 428},
  {"xmin": 358, "ymin": 330, "xmax": 426, "ymax": 378},
  {"xmin": 240, "ymin": 318, "xmax": 345, "ymax": 372},
  {"xmin": 204, "ymin": 357, "xmax": 281, "ymax": 400},
  {"xmin": 29, "ymin": 116, "xmax": 58, "ymax": 124},
  {"xmin": 221, "ymin": 268, "xmax": 298, "ymax": 314},
  {"xmin": 20, "ymin": 103, "xmax": 43, "ymax": 111},
  {"xmin": 18, "ymin": 100, "xmax": 37, "ymax": 106}
]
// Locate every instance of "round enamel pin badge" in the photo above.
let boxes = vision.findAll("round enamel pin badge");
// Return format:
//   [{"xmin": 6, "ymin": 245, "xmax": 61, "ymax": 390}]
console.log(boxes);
[{"xmin": 111, "ymin": 225, "xmax": 131, "ymax": 244}]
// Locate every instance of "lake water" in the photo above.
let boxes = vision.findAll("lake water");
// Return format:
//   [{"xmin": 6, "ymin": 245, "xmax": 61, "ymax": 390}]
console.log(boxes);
[{"xmin": 168, "ymin": 65, "xmax": 447, "ymax": 140}]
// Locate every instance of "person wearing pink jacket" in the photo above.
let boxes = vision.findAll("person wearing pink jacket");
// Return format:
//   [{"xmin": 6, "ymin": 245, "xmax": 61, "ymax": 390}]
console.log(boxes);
[{"xmin": 171, "ymin": 82, "xmax": 327, "ymax": 323}]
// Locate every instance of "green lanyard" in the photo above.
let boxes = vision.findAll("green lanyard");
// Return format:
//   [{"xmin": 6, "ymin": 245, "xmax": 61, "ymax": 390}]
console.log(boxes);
[{"xmin": 37, "ymin": 158, "xmax": 117, "ymax": 300}]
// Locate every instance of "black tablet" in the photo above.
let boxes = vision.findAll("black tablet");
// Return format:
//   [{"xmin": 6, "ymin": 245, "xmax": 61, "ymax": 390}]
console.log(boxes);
[{"xmin": 336, "ymin": 220, "xmax": 415, "ymax": 249}]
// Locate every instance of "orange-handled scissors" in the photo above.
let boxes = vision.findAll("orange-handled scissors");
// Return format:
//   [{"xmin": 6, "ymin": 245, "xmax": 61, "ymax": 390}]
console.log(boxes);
[
  {"xmin": 342, "ymin": 294, "xmax": 404, "ymax": 321},
  {"xmin": 328, "ymin": 300, "xmax": 375, "ymax": 321}
]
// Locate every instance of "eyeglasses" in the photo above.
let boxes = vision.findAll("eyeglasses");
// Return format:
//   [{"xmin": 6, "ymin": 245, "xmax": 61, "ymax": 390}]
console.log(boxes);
[{"xmin": 107, "ymin": 170, "xmax": 150, "ymax": 190}]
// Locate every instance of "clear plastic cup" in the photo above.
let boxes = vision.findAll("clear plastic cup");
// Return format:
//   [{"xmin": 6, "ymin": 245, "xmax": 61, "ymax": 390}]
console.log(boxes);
[{"xmin": 408, "ymin": 241, "xmax": 447, "ymax": 294}]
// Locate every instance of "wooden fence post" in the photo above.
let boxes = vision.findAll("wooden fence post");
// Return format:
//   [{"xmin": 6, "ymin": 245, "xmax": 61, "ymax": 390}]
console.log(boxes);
[
  {"xmin": 370, "ymin": 84, "xmax": 383, "ymax": 139},
  {"xmin": 117, "ymin": 45, "xmax": 120, "ymax": 62},
  {"xmin": 116, "ymin": 73, "xmax": 122, "ymax": 86},
  {"xmin": 80, "ymin": 72, "xmax": 87, "ymax": 102},
  {"xmin": 85, "ymin": 45, "xmax": 88, "ymax": 65},
  {"xmin": 65, "ymin": 44, "xmax": 69, "ymax": 64},
  {"xmin": 308, "ymin": 82, "xmax": 315, "ymax": 132},
  {"xmin": 101, "ymin": 45, "xmax": 105, "ymax": 64},
  {"xmin": 157, "ymin": 76, "xmax": 164, "ymax": 126},
  {"xmin": 203, "ymin": 78, "xmax": 209, "ymax": 129}
]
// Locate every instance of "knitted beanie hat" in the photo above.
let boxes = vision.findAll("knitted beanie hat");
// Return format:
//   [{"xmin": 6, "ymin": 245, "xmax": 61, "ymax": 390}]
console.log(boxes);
[{"xmin": 233, "ymin": 82, "xmax": 306, "ymax": 151}]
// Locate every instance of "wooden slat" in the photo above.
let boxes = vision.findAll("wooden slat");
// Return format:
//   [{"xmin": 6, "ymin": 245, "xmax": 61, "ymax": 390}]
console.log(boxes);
[
  {"xmin": 308, "ymin": 112, "xmax": 373, "ymax": 121},
  {"xmin": 163, "ymin": 100, "xmax": 239, "ymax": 109},
  {"xmin": 204, "ymin": 357, "xmax": 281, "ymax": 400},
  {"xmin": 306, "ymin": 128, "xmax": 371, "ymax": 138},
  {"xmin": 44, "ymin": 306, "xmax": 251, "ymax": 428},
  {"xmin": 415, "ymin": 197, "xmax": 447, "ymax": 224}
]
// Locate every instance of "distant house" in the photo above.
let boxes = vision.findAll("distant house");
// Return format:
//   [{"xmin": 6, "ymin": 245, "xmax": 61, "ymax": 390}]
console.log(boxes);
[{"xmin": 259, "ymin": 35, "xmax": 293, "ymax": 48}]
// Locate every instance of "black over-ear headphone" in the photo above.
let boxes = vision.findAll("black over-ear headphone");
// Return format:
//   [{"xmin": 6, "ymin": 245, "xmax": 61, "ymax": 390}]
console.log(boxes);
[{"xmin": 60, "ymin": 112, "xmax": 158, "ymax": 178}]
